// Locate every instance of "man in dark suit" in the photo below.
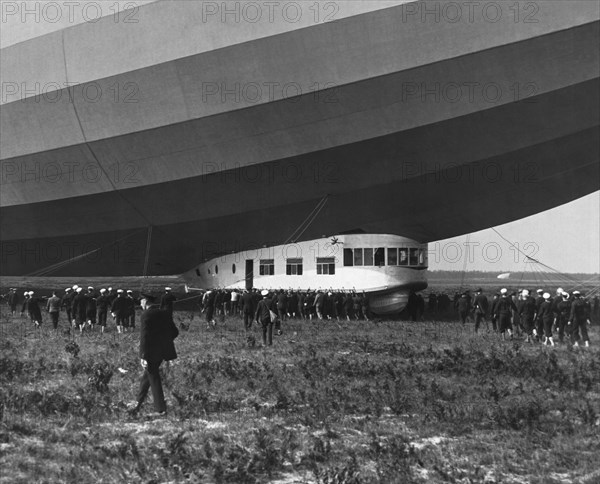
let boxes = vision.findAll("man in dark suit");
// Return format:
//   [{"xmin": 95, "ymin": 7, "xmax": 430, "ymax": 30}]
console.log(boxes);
[
  {"xmin": 129, "ymin": 296, "xmax": 179, "ymax": 416},
  {"xmin": 159, "ymin": 287, "xmax": 177, "ymax": 321}
]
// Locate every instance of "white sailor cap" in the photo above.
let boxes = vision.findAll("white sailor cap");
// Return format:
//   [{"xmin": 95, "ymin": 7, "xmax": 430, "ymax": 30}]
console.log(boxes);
[
  {"xmin": 72, "ymin": 285, "xmax": 79, "ymax": 290},
  {"xmin": 117, "ymin": 289, "xmax": 124, "ymax": 294},
  {"xmin": 536, "ymin": 289, "xmax": 543, "ymax": 294},
  {"xmin": 165, "ymin": 287, "xmax": 172, "ymax": 291},
  {"xmin": 24, "ymin": 291, "xmax": 29, "ymax": 296},
  {"xmin": 127, "ymin": 290, "xmax": 133, "ymax": 294},
  {"xmin": 100, "ymin": 288, "xmax": 106, "ymax": 293},
  {"xmin": 500, "ymin": 288, "xmax": 508, "ymax": 295},
  {"xmin": 543, "ymin": 292, "xmax": 551, "ymax": 300},
  {"xmin": 65, "ymin": 287, "xmax": 72, "ymax": 292},
  {"xmin": 522, "ymin": 289, "xmax": 530, "ymax": 296},
  {"xmin": 88, "ymin": 286, "xmax": 94, "ymax": 291},
  {"xmin": 573, "ymin": 290, "xmax": 581, "ymax": 296},
  {"xmin": 28, "ymin": 291, "xmax": 34, "ymax": 296},
  {"xmin": 557, "ymin": 287, "xmax": 563, "ymax": 294},
  {"xmin": 76, "ymin": 287, "xmax": 83, "ymax": 293},
  {"xmin": 108, "ymin": 287, "xmax": 113, "ymax": 291},
  {"xmin": 261, "ymin": 289, "xmax": 269, "ymax": 296}
]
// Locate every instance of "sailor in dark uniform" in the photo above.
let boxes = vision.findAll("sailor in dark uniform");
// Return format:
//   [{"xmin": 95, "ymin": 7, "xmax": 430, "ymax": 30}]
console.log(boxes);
[
  {"xmin": 456, "ymin": 292, "xmax": 471, "ymax": 326},
  {"xmin": 555, "ymin": 291, "xmax": 572, "ymax": 343},
  {"xmin": 22, "ymin": 291, "xmax": 43, "ymax": 327},
  {"xmin": 472, "ymin": 288, "xmax": 489, "ymax": 333},
  {"xmin": 61, "ymin": 288, "xmax": 73, "ymax": 325},
  {"xmin": 241, "ymin": 289, "xmax": 255, "ymax": 331},
  {"xmin": 72, "ymin": 287, "xmax": 88, "ymax": 333},
  {"xmin": 493, "ymin": 288, "xmax": 517, "ymax": 340},
  {"xmin": 518, "ymin": 290, "xmax": 537, "ymax": 343},
  {"xmin": 96, "ymin": 288, "xmax": 110, "ymax": 333},
  {"xmin": 537, "ymin": 292, "xmax": 555, "ymax": 346},
  {"xmin": 568, "ymin": 291, "xmax": 591, "ymax": 347},
  {"xmin": 534, "ymin": 288, "xmax": 545, "ymax": 340},
  {"xmin": 86, "ymin": 287, "xmax": 97, "ymax": 330},
  {"xmin": 111, "ymin": 289, "xmax": 129, "ymax": 333},
  {"xmin": 126, "ymin": 290, "xmax": 136, "ymax": 330},
  {"xmin": 7, "ymin": 288, "xmax": 19, "ymax": 315}
]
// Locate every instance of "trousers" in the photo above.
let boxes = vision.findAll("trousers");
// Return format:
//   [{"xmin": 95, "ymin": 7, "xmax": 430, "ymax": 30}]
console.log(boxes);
[{"xmin": 136, "ymin": 360, "xmax": 166, "ymax": 412}]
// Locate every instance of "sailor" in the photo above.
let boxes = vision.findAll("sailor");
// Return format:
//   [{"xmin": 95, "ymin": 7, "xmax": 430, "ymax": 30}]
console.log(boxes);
[
  {"xmin": 22, "ymin": 291, "xmax": 43, "ymax": 327},
  {"xmin": 72, "ymin": 287, "xmax": 88, "ymax": 333},
  {"xmin": 111, "ymin": 289, "xmax": 129, "ymax": 333},
  {"xmin": 7, "ymin": 288, "xmax": 19, "ymax": 315},
  {"xmin": 68, "ymin": 285, "xmax": 78, "ymax": 326},
  {"xmin": 472, "ymin": 288, "xmax": 489, "ymax": 333},
  {"xmin": 537, "ymin": 292, "xmax": 555, "ymax": 346},
  {"xmin": 518, "ymin": 290, "xmax": 537, "ymax": 343},
  {"xmin": 46, "ymin": 291, "xmax": 61, "ymax": 331},
  {"xmin": 61, "ymin": 288, "xmax": 73, "ymax": 324},
  {"xmin": 230, "ymin": 289, "xmax": 240, "ymax": 316},
  {"xmin": 534, "ymin": 289, "xmax": 545, "ymax": 340},
  {"xmin": 96, "ymin": 288, "xmax": 110, "ymax": 333},
  {"xmin": 456, "ymin": 292, "xmax": 471, "ymax": 326},
  {"xmin": 106, "ymin": 287, "xmax": 117, "ymax": 305},
  {"xmin": 314, "ymin": 291, "xmax": 324, "ymax": 320},
  {"xmin": 204, "ymin": 290, "xmax": 216, "ymax": 327},
  {"xmin": 343, "ymin": 292, "xmax": 353, "ymax": 321},
  {"xmin": 551, "ymin": 287, "xmax": 564, "ymax": 314},
  {"xmin": 568, "ymin": 291, "xmax": 591, "ymax": 347},
  {"xmin": 241, "ymin": 289, "xmax": 255, "ymax": 331},
  {"xmin": 160, "ymin": 287, "xmax": 177, "ymax": 321},
  {"xmin": 493, "ymin": 288, "xmax": 517, "ymax": 340},
  {"xmin": 86, "ymin": 287, "xmax": 97, "ymax": 330},
  {"xmin": 126, "ymin": 290, "xmax": 136, "ymax": 330},
  {"xmin": 555, "ymin": 291, "xmax": 572, "ymax": 343},
  {"xmin": 490, "ymin": 293, "xmax": 500, "ymax": 332}
]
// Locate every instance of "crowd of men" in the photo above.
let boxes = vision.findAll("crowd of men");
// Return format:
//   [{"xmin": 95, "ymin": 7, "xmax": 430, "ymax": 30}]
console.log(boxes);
[
  {"xmin": 1, "ymin": 285, "xmax": 597, "ymax": 347},
  {"xmin": 1, "ymin": 286, "xmax": 178, "ymax": 335},
  {"xmin": 442, "ymin": 287, "xmax": 597, "ymax": 347},
  {"xmin": 197, "ymin": 288, "xmax": 374, "ymax": 327}
]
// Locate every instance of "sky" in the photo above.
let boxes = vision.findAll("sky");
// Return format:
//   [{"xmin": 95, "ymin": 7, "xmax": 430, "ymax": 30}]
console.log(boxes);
[
  {"xmin": 430, "ymin": 191, "xmax": 599, "ymax": 274},
  {"xmin": 2, "ymin": 1, "xmax": 599, "ymax": 274}
]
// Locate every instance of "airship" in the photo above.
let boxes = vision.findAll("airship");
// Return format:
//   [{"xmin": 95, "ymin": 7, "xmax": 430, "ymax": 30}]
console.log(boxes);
[{"xmin": 1, "ymin": 0, "xmax": 599, "ymax": 283}]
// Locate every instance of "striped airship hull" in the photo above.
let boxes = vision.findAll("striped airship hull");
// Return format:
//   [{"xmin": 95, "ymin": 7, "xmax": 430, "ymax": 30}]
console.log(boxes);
[{"xmin": 1, "ymin": 0, "xmax": 598, "ymax": 276}]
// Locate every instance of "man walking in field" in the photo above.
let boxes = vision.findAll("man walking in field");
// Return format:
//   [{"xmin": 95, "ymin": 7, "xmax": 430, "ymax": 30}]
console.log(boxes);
[
  {"xmin": 46, "ymin": 291, "xmax": 61, "ymax": 333},
  {"xmin": 518, "ymin": 290, "xmax": 537, "ymax": 343},
  {"xmin": 22, "ymin": 291, "xmax": 43, "ymax": 328},
  {"xmin": 472, "ymin": 288, "xmax": 489, "ymax": 333},
  {"xmin": 255, "ymin": 290, "xmax": 275, "ymax": 347},
  {"xmin": 111, "ymin": 289, "xmax": 129, "ymax": 334},
  {"xmin": 7, "ymin": 288, "xmax": 19, "ymax": 316},
  {"xmin": 494, "ymin": 288, "xmax": 517, "ymax": 341},
  {"xmin": 72, "ymin": 287, "xmax": 88, "ymax": 333},
  {"xmin": 96, "ymin": 288, "xmax": 110, "ymax": 334},
  {"xmin": 568, "ymin": 291, "xmax": 592, "ymax": 347},
  {"xmin": 128, "ymin": 295, "xmax": 179, "ymax": 417}
]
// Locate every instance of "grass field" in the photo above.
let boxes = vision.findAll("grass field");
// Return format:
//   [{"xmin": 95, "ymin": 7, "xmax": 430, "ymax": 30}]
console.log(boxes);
[{"xmin": 1, "ymin": 306, "xmax": 599, "ymax": 484}]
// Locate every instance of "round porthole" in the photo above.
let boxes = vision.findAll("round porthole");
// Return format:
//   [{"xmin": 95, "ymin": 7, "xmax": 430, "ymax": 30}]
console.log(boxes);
[
  {"xmin": 232, "ymin": 264, "xmax": 236, "ymax": 274},
  {"xmin": 215, "ymin": 265, "xmax": 219, "ymax": 274},
  {"xmin": 208, "ymin": 268, "xmax": 211, "ymax": 274}
]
